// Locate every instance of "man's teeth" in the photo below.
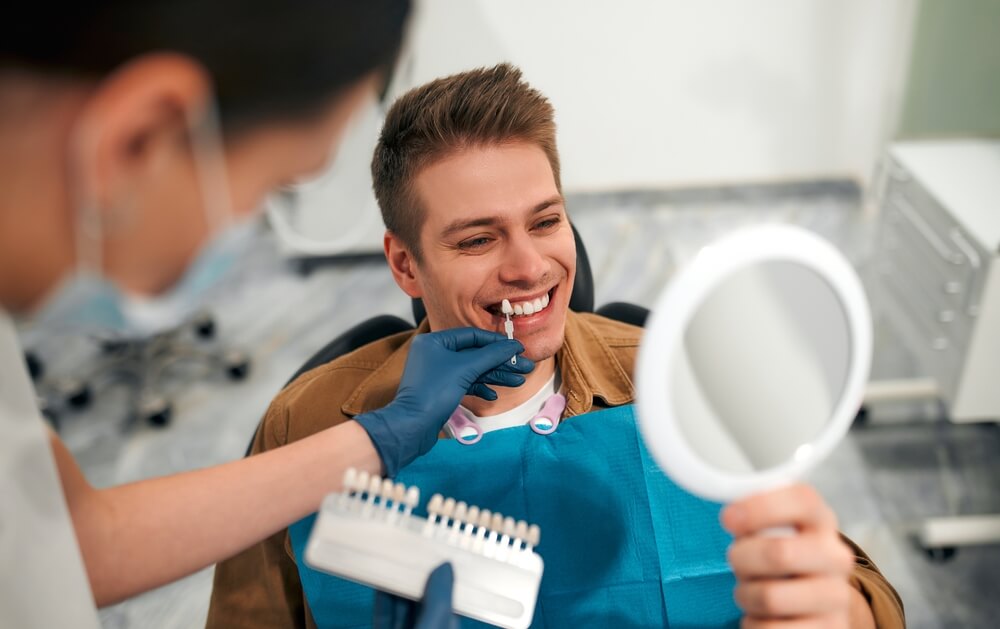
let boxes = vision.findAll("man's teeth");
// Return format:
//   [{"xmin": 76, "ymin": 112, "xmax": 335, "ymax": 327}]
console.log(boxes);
[{"xmin": 507, "ymin": 293, "xmax": 550, "ymax": 317}]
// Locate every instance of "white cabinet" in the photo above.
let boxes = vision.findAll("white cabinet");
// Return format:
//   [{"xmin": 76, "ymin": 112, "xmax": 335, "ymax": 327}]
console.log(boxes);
[{"xmin": 871, "ymin": 140, "xmax": 1000, "ymax": 422}]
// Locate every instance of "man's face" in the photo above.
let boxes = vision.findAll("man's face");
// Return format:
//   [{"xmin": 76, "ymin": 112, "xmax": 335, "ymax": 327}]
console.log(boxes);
[{"xmin": 406, "ymin": 142, "xmax": 575, "ymax": 362}]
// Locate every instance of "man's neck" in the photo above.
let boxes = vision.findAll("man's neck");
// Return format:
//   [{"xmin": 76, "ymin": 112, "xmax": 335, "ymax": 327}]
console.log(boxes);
[{"xmin": 461, "ymin": 356, "xmax": 557, "ymax": 417}]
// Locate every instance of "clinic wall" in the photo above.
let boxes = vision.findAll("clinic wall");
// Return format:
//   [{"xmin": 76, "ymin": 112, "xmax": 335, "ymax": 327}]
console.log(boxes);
[
  {"xmin": 395, "ymin": 0, "xmax": 916, "ymax": 193},
  {"xmin": 897, "ymin": 0, "xmax": 1000, "ymax": 139}
]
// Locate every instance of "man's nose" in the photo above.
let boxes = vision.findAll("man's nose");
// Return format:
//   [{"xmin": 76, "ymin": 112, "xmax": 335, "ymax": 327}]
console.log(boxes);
[{"xmin": 498, "ymin": 234, "xmax": 549, "ymax": 284}]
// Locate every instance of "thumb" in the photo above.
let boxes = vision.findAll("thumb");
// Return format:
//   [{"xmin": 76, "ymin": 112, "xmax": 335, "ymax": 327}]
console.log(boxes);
[{"xmin": 415, "ymin": 563, "xmax": 455, "ymax": 629}]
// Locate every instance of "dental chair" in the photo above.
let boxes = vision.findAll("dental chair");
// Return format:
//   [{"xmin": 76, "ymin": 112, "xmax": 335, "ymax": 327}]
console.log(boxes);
[{"xmin": 247, "ymin": 224, "xmax": 649, "ymax": 455}]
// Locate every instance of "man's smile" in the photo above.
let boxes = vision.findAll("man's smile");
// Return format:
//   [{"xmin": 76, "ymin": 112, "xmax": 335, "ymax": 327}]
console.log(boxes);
[{"xmin": 481, "ymin": 285, "xmax": 560, "ymax": 334}]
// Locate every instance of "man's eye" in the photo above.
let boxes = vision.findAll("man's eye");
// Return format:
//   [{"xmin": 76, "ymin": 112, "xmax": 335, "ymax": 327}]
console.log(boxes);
[
  {"xmin": 534, "ymin": 217, "xmax": 561, "ymax": 231},
  {"xmin": 458, "ymin": 237, "xmax": 493, "ymax": 250}
]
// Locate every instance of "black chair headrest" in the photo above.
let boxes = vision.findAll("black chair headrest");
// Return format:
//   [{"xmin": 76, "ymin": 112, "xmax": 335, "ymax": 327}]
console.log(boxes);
[{"xmin": 410, "ymin": 223, "xmax": 595, "ymax": 325}]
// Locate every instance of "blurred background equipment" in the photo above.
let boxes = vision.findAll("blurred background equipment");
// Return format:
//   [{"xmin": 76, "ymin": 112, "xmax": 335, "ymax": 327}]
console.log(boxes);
[
  {"xmin": 24, "ymin": 310, "xmax": 251, "ymax": 430},
  {"xmin": 866, "ymin": 139, "xmax": 1000, "ymax": 554}
]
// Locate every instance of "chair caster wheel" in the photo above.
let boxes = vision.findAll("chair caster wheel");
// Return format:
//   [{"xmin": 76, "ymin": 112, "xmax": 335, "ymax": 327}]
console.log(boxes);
[
  {"xmin": 225, "ymin": 352, "xmax": 251, "ymax": 381},
  {"xmin": 923, "ymin": 546, "xmax": 957, "ymax": 562},
  {"xmin": 853, "ymin": 405, "xmax": 869, "ymax": 427},
  {"xmin": 61, "ymin": 380, "xmax": 92, "ymax": 409},
  {"xmin": 139, "ymin": 395, "xmax": 172, "ymax": 427},
  {"xmin": 194, "ymin": 313, "xmax": 216, "ymax": 340},
  {"xmin": 39, "ymin": 399, "xmax": 60, "ymax": 431},
  {"xmin": 25, "ymin": 351, "xmax": 44, "ymax": 381}
]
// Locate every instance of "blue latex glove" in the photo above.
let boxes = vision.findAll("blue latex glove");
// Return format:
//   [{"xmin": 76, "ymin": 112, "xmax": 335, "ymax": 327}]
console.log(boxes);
[
  {"xmin": 355, "ymin": 327, "xmax": 533, "ymax": 477},
  {"xmin": 373, "ymin": 563, "xmax": 458, "ymax": 629}
]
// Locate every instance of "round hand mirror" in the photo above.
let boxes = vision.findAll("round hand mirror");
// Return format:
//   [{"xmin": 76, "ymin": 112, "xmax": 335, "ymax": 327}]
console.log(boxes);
[{"xmin": 636, "ymin": 224, "xmax": 872, "ymax": 503}]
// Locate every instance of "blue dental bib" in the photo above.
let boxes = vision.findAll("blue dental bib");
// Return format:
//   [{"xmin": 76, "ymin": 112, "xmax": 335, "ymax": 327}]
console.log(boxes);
[{"xmin": 290, "ymin": 405, "xmax": 741, "ymax": 628}]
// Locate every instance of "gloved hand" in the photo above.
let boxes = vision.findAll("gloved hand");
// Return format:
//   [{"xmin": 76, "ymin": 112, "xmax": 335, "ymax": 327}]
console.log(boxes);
[
  {"xmin": 373, "ymin": 562, "xmax": 458, "ymax": 629},
  {"xmin": 355, "ymin": 327, "xmax": 533, "ymax": 477}
]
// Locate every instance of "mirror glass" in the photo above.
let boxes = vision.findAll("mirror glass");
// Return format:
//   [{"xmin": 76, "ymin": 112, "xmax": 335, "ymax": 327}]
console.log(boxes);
[{"xmin": 671, "ymin": 261, "xmax": 850, "ymax": 475}]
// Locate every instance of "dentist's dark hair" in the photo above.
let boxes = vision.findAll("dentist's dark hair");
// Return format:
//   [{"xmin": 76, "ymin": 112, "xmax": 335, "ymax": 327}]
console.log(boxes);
[{"xmin": 1, "ymin": 0, "xmax": 410, "ymax": 131}]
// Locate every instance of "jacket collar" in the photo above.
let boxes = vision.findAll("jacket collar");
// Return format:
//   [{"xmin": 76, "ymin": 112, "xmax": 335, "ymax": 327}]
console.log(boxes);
[{"xmin": 342, "ymin": 310, "xmax": 634, "ymax": 418}]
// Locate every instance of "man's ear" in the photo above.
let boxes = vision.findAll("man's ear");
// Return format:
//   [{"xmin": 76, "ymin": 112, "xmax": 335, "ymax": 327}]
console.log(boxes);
[
  {"xmin": 384, "ymin": 231, "xmax": 424, "ymax": 299},
  {"xmin": 70, "ymin": 53, "xmax": 212, "ymax": 214}
]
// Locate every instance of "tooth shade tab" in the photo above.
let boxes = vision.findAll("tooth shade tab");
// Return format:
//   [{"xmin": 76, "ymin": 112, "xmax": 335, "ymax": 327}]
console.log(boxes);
[{"xmin": 501, "ymin": 299, "xmax": 513, "ymax": 315}]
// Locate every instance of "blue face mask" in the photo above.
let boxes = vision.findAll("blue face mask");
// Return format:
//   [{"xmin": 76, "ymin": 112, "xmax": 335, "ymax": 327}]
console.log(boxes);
[
  {"xmin": 33, "ymin": 219, "xmax": 258, "ymax": 336},
  {"xmin": 30, "ymin": 271, "xmax": 132, "ymax": 334},
  {"xmin": 29, "ymin": 101, "xmax": 247, "ymax": 336}
]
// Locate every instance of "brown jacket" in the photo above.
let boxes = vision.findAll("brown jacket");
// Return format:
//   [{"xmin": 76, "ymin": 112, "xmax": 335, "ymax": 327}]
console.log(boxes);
[{"xmin": 207, "ymin": 311, "xmax": 904, "ymax": 628}]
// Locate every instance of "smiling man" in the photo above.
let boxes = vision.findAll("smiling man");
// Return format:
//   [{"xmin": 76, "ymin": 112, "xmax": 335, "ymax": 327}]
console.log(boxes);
[
  {"xmin": 380, "ymin": 140, "xmax": 577, "ymax": 429},
  {"xmin": 207, "ymin": 64, "xmax": 903, "ymax": 629}
]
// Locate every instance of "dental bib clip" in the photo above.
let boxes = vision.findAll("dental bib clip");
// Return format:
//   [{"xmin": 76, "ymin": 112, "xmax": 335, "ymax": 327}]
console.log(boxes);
[
  {"xmin": 446, "ymin": 393, "xmax": 567, "ymax": 444},
  {"xmin": 447, "ymin": 407, "xmax": 484, "ymax": 445},
  {"xmin": 529, "ymin": 393, "xmax": 566, "ymax": 436}
]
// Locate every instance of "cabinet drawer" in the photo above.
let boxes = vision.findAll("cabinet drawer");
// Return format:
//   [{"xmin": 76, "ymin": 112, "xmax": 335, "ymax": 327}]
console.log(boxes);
[{"xmin": 873, "ymin": 164, "xmax": 990, "ymax": 380}]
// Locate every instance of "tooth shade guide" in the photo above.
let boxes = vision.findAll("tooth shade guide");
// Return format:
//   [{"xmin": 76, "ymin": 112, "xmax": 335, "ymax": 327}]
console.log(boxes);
[
  {"xmin": 439, "ymin": 498, "xmax": 457, "ymax": 538},
  {"xmin": 307, "ymin": 492, "xmax": 544, "ymax": 629},
  {"xmin": 501, "ymin": 302, "xmax": 517, "ymax": 365},
  {"xmin": 423, "ymin": 494, "xmax": 444, "ymax": 536},
  {"xmin": 514, "ymin": 521, "xmax": 528, "ymax": 549},
  {"xmin": 356, "ymin": 470, "xmax": 370, "ymax": 495},
  {"xmin": 451, "ymin": 502, "xmax": 469, "ymax": 540},
  {"xmin": 404, "ymin": 486, "xmax": 419, "ymax": 511},
  {"xmin": 381, "ymin": 478, "xmax": 395, "ymax": 507},
  {"xmin": 342, "ymin": 468, "xmax": 357, "ymax": 492},
  {"xmin": 527, "ymin": 524, "xmax": 541, "ymax": 549},
  {"xmin": 475, "ymin": 509, "xmax": 492, "ymax": 550},
  {"xmin": 464, "ymin": 506, "xmax": 481, "ymax": 547}
]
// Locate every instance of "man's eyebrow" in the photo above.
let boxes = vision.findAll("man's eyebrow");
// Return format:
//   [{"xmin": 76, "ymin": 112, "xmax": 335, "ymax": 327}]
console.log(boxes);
[{"xmin": 440, "ymin": 195, "xmax": 565, "ymax": 238}]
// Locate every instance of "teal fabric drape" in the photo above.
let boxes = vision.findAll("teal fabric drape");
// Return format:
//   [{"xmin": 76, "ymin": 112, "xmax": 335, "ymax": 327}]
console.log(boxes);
[{"xmin": 290, "ymin": 405, "xmax": 740, "ymax": 628}]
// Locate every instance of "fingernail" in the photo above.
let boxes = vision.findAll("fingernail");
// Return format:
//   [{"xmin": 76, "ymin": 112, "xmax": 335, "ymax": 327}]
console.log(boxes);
[{"xmin": 721, "ymin": 505, "xmax": 745, "ymax": 531}]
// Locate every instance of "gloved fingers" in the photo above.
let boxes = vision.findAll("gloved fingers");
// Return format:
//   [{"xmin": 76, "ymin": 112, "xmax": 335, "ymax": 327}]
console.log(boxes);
[
  {"xmin": 415, "ymin": 563, "xmax": 457, "ymax": 629},
  {"xmin": 425, "ymin": 327, "xmax": 511, "ymax": 352},
  {"xmin": 461, "ymin": 340, "xmax": 531, "ymax": 380},
  {"xmin": 372, "ymin": 591, "xmax": 415, "ymax": 629},
  {"xmin": 478, "ymin": 368, "xmax": 527, "ymax": 389},
  {"xmin": 489, "ymin": 353, "xmax": 535, "ymax": 375},
  {"xmin": 468, "ymin": 382, "xmax": 498, "ymax": 401}
]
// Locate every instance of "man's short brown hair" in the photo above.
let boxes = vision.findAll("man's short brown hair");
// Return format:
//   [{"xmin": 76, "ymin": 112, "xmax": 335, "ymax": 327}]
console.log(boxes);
[{"xmin": 371, "ymin": 63, "xmax": 561, "ymax": 258}]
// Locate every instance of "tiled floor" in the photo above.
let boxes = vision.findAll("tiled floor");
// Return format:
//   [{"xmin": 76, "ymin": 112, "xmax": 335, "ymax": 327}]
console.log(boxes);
[{"xmin": 21, "ymin": 181, "xmax": 1000, "ymax": 628}]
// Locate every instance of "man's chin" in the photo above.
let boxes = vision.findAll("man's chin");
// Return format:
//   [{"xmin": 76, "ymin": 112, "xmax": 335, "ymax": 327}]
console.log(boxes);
[{"xmin": 519, "ymin": 338, "xmax": 563, "ymax": 364}]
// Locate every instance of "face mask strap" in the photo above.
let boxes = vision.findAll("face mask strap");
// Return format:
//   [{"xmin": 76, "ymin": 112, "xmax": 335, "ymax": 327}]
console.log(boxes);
[
  {"xmin": 187, "ymin": 98, "xmax": 235, "ymax": 234},
  {"xmin": 69, "ymin": 123, "xmax": 107, "ymax": 279},
  {"xmin": 68, "ymin": 94, "xmax": 236, "ymax": 285}
]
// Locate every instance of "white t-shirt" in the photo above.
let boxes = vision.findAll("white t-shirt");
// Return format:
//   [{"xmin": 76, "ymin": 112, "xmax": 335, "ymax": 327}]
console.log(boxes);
[
  {"xmin": 445, "ymin": 371, "xmax": 561, "ymax": 438},
  {"xmin": 0, "ymin": 312, "xmax": 100, "ymax": 628}
]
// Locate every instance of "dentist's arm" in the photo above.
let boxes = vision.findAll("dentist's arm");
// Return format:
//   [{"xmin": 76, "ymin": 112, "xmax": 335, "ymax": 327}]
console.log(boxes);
[{"xmin": 51, "ymin": 328, "xmax": 530, "ymax": 607}]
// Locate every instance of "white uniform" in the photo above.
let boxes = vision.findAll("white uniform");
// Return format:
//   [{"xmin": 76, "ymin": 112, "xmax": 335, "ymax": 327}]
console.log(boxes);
[{"xmin": 0, "ymin": 312, "xmax": 101, "ymax": 628}]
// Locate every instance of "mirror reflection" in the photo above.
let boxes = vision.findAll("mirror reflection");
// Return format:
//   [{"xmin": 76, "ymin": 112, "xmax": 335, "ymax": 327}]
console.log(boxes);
[{"xmin": 671, "ymin": 260, "xmax": 851, "ymax": 474}]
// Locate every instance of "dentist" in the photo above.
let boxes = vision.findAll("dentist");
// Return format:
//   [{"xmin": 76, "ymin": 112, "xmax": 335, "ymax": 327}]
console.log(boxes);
[{"xmin": 0, "ymin": 2, "xmax": 529, "ymax": 627}]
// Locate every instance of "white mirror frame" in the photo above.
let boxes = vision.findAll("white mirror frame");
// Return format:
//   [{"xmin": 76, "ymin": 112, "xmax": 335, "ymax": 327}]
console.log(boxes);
[{"xmin": 636, "ymin": 224, "xmax": 873, "ymax": 503}]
